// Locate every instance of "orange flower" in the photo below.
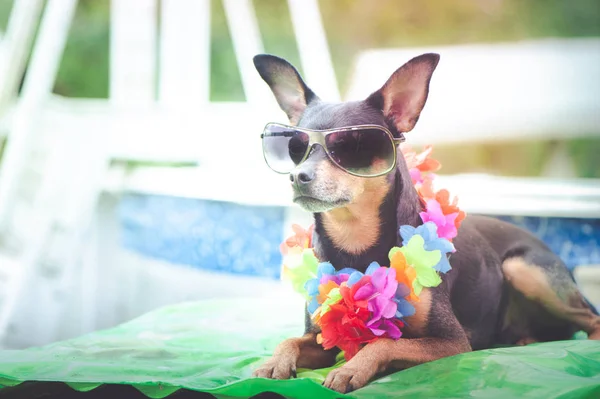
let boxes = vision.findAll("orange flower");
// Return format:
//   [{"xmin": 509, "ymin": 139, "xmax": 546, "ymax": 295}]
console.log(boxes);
[
  {"xmin": 435, "ymin": 189, "xmax": 466, "ymax": 230},
  {"xmin": 416, "ymin": 174, "xmax": 436, "ymax": 201},
  {"xmin": 415, "ymin": 147, "xmax": 441, "ymax": 174},
  {"xmin": 280, "ymin": 224, "xmax": 314, "ymax": 255},
  {"xmin": 389, "ymin": 251, "xmax": 419, "ymax": 302},
  {"xmin": 317, "ymin": 280, "xmax": 339, "ymax": 304},
  {"xmin": 402, "ymin": 145, "xmax": 441, "ymax": 173}
]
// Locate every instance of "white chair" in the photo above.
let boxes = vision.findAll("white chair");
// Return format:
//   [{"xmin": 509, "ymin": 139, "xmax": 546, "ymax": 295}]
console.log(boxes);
[
  {"xmin": 0, "ymin": 0, "xmax": 338, "ymax": 348},
  {"xmin": 0, "ymin": 0, "xmax": 77, "ymax": 347}
]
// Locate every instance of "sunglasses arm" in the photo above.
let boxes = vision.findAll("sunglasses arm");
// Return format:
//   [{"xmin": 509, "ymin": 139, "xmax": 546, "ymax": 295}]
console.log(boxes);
[
  {"xmin": 260, "ymin": 131, "xmax": 297, "ymax": 139},
  {"xmin": 393, "ymin": 135, "xmax": 406, "ymax": 145}
]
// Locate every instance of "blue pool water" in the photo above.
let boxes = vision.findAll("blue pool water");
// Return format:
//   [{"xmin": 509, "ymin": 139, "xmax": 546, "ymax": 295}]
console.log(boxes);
[
  {"xmin": 496, "ymin": 215, "xmax": 600, "ymax": 270},
  {"xmin": 119, "ymin": 194, "xmax": 285, "ymax": 279},
  {"xmin": 119, "ymin": 194, "xmax": 600, "ymax": 279}
]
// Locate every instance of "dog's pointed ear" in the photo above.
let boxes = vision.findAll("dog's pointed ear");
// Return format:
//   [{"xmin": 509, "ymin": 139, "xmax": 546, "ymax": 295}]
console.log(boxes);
[
  {"xmin": 253, "ymin": 54, "xmax": 318, "ymax": 125},
  {"xmin": 367, "ymin": 53, "xmax": 440, "ymax": 133}
]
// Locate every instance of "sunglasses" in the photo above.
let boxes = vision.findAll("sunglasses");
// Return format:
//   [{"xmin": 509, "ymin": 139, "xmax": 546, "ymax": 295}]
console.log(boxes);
[{"xmin": 260, "ymin": 123, "xmax": 405, "ymax": 177}]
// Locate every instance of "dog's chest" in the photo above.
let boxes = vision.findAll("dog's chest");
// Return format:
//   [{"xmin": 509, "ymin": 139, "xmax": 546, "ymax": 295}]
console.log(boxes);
[{"xmin": 313, "ymin": 228, "xmax": 394, "ymax": 272}]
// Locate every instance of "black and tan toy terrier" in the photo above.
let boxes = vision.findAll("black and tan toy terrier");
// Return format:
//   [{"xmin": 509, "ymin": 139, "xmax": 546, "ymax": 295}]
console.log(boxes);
[{"xmin": 251, "ymin": 53, "xmax": 600, "ymax": 393}]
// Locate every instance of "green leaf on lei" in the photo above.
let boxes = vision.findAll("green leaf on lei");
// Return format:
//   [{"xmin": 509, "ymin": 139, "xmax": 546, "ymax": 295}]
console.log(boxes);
[
  {"xmin": 388, "ymin": 246, "xmax": 401, "ymax": 261},
  {"xmin": 302, "ymin": 248, "xmax": 319, "ymax": 270},
  {"xmin": 319, "ymin": 287, "xmax": 342, "ymax": 315},
  {"xmin": 285, "ymin": 248, "xmax": 319, "ymax": 297},
  {"xmin": 399, "ymin": 235, "xmax": 443, "ymax": 295}
]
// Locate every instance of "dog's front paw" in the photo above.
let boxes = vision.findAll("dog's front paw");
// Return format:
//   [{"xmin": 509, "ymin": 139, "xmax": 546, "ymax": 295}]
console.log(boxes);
[
  {"xmin": 253, "ymin": 355, "xmax": 297, "ymax": 380},
  {"xmin": 323, "ymin": 366, "xmax": 375, "ymax": 393}
]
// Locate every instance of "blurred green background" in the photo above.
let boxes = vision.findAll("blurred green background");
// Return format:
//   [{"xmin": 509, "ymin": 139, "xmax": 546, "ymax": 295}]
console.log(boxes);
[{"xmin": 0, "ymin": 0, "xmax": 598, "ymax": 177}]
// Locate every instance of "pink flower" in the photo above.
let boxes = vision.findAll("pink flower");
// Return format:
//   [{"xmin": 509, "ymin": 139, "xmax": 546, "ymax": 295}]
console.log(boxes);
[
  {"xmin": 368, "ymin": 267, "xmax": 398, "ymax": 320},
  {"xmin": 409, "ymin": 168, "xmax": 423, "ymax": 185},
  {"xmin": 419, "ymin": 199, "xmax": 459, "ymax": 240}
]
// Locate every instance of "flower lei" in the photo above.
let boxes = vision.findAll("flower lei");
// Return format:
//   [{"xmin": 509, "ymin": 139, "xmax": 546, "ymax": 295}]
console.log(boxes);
[{"xmin": 281, "ymin": 145, "xmax": 466, "ymax": 361}]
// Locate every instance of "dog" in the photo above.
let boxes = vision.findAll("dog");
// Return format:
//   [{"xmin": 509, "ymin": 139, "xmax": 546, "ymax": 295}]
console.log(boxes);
[{"xmin": 251, "ymin": 53, "xmax": 600, "ymax": 393}]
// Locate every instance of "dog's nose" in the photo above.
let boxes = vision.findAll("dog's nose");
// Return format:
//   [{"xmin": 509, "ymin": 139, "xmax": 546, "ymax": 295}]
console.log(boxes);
[{"xmin": 290, "ymin": 170, "xmax": 315, "ymax": 184}]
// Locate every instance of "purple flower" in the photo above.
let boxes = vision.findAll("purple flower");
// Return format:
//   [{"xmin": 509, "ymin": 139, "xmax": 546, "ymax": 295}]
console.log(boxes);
[
  {"xmin": 348, "ymin": 263, "xmax": 401, "ymax": 328},
  {"xmin": 367, "ymin": 318, "xmax": 402, "ymax": 339},
  {"xmin": 347, "ymin": 262, "xmax": 381, "ymax": 287},
  {"xmin": 347, "ymin": 265, "xmax": 401, "ymax": 336}
]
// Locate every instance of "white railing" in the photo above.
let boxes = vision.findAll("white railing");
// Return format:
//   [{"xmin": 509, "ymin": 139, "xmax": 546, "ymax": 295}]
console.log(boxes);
[
  {"xmin": 346, "ymin": 38, "xmax": 600, "ymax": 146},
  {"xmin": 0, "ymin": 0, "xmax": 339, "ymax": 348},
  {"xmin": 0, "ymin": 0, "xmax": 45, "ymax": 111}
]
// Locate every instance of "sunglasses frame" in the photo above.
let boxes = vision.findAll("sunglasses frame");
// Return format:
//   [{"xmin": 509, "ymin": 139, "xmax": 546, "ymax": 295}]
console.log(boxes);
[{"xmin": 260, "ymin": 122, "xmax": 406, "ymax": 178}]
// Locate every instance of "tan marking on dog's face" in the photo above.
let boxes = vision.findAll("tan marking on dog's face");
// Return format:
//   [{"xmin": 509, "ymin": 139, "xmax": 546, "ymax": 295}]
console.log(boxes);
[
  {"xmin": 402, "ymin": 288, "xmax": 432, "ymax": 337},
  {"xmin": 291, "ymin": 157, "xmax": 356, "ymax": 213},
  {"xmin": 318, "ymin": 161, "xmax": 391, "ymax": 254},
  {"xmin": 314, "ymin": 160, "xmax": 366, "ymax": 204}
]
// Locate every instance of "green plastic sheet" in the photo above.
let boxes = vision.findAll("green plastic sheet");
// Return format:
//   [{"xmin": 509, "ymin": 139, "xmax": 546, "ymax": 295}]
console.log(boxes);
[{"xmin": 0, "ymin": 297, "xmax": 599, "ymax": 398}]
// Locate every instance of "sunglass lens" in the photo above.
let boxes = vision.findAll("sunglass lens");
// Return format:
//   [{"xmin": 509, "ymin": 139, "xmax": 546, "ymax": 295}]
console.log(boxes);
[
  {"xmin": 325, "ymin": 128, "xmax": 395, "ymax": 176},
  {"xmin": 262, "ymin": 124, "xmax": 309, "ymax": 173}
]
